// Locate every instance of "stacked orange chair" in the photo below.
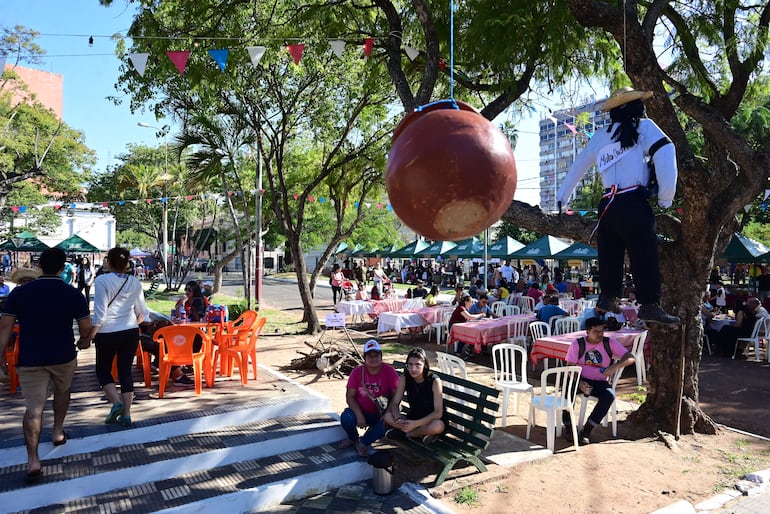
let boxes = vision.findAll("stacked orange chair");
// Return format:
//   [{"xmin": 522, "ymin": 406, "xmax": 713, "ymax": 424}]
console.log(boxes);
[
  {"xmin": 214, "ymin": 317, "xmax": 266, "ymax": 384},
  {"xmin": 153, "ymin": 325, "xmax": 212, "ymax": 398},
  {"xmin": 216, "ymin": 310, "xmax": 259, "ymax": 375}
]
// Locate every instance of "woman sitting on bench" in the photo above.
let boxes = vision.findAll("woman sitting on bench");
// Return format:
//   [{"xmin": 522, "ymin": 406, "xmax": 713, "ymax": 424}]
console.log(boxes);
[{"xmin": 384, "ymin": 347, "xmax": 446, "ymax": 444}]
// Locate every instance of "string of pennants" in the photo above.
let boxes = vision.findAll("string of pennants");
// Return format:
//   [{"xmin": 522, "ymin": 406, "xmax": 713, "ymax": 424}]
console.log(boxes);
[
  {"xmin": 127, "ymin": 37, "xmax": 423, "ymax": 76},
  {"xmin": 5, "ymin": 190, "xmax": 399, "ymax": 213}
]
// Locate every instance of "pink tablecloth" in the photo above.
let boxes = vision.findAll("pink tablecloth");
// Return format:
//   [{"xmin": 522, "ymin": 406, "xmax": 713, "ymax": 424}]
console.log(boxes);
[
  {"xmin": 530, "ymin": 328, "xmax": 647, "ymax": 365},
  {"xmin": 621, "ymin": 305, "xmax": 638, "ymax": 323},
  {"xmin": 448, "ymin": 314, "xmax": 537, "ymax": 350},
  {"xmin": 416, "ymin": 306, "xmax": 454, "ymax": 325}
]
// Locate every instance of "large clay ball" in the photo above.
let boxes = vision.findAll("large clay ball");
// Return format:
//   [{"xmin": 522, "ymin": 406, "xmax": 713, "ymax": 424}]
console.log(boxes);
[{"xmin": 386, "ymin": 101, "xmax": 517, "ymax": 241}]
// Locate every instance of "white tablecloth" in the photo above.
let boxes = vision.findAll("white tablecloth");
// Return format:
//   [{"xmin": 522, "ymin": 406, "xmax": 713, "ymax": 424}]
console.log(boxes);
[
  {"xmin": 337, "ymin": 300, "xmax": 373, "ymax": 316},
  {"xmin": 377, "ymin": 312, "xmax": 429, "ymax": 334},
  {"xmin": 709, "ymin": 317, "xmax": 735, "ymax": 332}
]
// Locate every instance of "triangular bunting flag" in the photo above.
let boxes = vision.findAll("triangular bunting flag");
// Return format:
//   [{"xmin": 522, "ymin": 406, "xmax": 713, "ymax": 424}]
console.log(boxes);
[
  {"xmin": 579, "ymin": 211, "xmax": 587, "ymax": 216},
  {"xmin": 287, "ymin": 44, "xmax": 304, "ymax": 65},
  {"xmin": 246, "ymin": 46, "xmax": 266, "ymax": 67},
  {"xmin": 166, "ymin": 51, "xmax": 191, "ymax": 75},
  {"xmin": 765, "ymin": 189, "xmax": 770, "ymax": 201},
  {"xmin": 404, "ymin": 46, "xmax": 419, "ymax": 61},
  {"xmin": 129, "ymin": 52, "xmax": 149, "ymax": 76},
  {"xmin": 10, "ymin": 206, "xmax": 18, "ymax": 213},
  {"xmin": 207, "ymin": 49, "xmax": 229, "ymax": 72},
  {"xmin": 363, "ymin": 37, "xmax": 374, "ymax": 57},
  {"xmin": 744, "ymin": 204, "xmax": 752, "ymax": 213},
  {"xmin": 564, "ymin": 122, "xmax": 577, "ymax": 134},
  {"xmin": 330, "ymin": 40, "xmax": 345, "ymax": 58},
  {"xmin": 762, "ymin": 203, "xmax": 768, "ymax": 212}
]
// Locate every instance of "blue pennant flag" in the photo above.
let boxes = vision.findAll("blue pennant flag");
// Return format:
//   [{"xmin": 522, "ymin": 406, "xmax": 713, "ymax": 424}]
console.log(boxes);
[{"xmin": 208, "ymin": 49, "xmax": 229, "ymax": 72}]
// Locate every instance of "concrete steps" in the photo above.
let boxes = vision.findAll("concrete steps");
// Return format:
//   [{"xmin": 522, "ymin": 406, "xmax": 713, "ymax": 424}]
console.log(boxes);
[{"xmin": 0, "ymin": 365, "xmax": 374, "ymax": 513}]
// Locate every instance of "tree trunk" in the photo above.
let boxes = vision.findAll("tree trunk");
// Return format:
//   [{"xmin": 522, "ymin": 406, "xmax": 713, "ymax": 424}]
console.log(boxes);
[{"xmin": 290, "ymin": 239, "xmax": 321, "ymax": 334}]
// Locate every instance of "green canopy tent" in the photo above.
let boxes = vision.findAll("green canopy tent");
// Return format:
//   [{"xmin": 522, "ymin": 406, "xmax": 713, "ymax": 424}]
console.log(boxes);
[
  {"xmin": 487, "ymin": 237, "xmax": 525, "ymax": 258},
  {"xmin": 509, "ymin": 235, "xmax": 570, "ymax": 260},
  {"xmin": 332, "ymin": 242, "xmax": 349, "ymax": 255},
  {"xmin": 416, "ymin": 240, "xmax": 457, "ymax": 258},
  {"xmin": 372, "ymin": 245, "xmax": 400, "ymax": 257},
  {"xmin": 721, "ymin": 233, "xmax": 770, "ymax": 263},
  {"xmin": 0, "ymin": 233, "xmax": 50, "ymax": 252},
  {"xmin": 552, "ymin": 242, "xmax": 598, "ymax": 261},
  {"xmin": 351, "ymin": 245, "xmax": 374, "ymax": 258},
  {"xmin": 447, "ymin": 237, "xmax": 485, "ymax": 259},
  {"xmin": 388, "ymin": 240, "xmax": 430, "ymax": 258},
  {"xmin": 54, "ymin": 234, "xmax": 101, "ymax": 253}
]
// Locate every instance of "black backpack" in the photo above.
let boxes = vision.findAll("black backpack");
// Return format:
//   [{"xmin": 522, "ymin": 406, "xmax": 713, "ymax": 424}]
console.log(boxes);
[{"xmin": 577, "ymin": 336, "xmax": 613, "ymax": 361}]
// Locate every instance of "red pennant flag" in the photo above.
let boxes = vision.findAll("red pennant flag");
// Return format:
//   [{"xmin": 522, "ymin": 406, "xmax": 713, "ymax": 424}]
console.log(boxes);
[
  {"xmin": 167, "ymin": 51, "xmax": 191, "ymax": 75},
  {"xmin": 186, "ymin": 195, "xmax": 194, "ymax": 200},
  {"xmin": 293, "ymin": 194, "xmax": 299, "ymax": 200},
  {"xmin": 677, "ymin": 208, "xmax": 684, "ymax": 215},
  {"xmin": 363, "ymin": 38, "xmax": 374, "ymax": 57},
  {"xmin": 228, "ymin": 191, "xmax": 234, "ymax": 196},
  {"xmin": 376, "ymin": 203, "xmax": 383, "ymax": 209},
  {"xmin": 438, "ymin": 58, "xmax": 447, "ymax": 70},
  {"xmin": 54, "ymin": 204, "xmax": 62, "ymax": 210},
  {"xmin": 101, "ymin": 202, "xmax": 108, "ymax": 208},
  {"xmin": 10, "ymin": 206, "xmax": 19, "ymax": 212},
  {"xmin": 146, "ymin": 199, "xmax": 154, "ymax": 203},
  {"xmin": 308, "ymin": 196, "xmax": 315, "ymax": 202},
  {"xmin": 260, "ymin": 189, "xmax": 266, "ymax": 193},
  {"xmin": 287, "ymin": 44, "xmax": 304, "ymax": 65}
]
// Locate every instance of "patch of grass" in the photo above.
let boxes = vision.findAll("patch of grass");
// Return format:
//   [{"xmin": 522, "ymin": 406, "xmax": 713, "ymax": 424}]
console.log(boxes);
[
  {"xmin": 620, "ymin": 385, "xmax": 648, "ymax": 404},
  {"xmin": 713, "ymin": 445, "xmax": 767, "ymax": 491},
  {"xmin": 455, "ymin": 487, "xmax": 480, "ymax": 506},
  {"xmin": 495, "ymin": 483, "xmax": 508, "ymax": 493}
]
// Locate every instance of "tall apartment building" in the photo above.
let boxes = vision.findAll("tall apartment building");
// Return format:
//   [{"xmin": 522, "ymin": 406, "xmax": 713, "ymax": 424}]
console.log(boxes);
[{"xmin": 538, "ymin": 97, "xmax": 612, "ymax": 211}]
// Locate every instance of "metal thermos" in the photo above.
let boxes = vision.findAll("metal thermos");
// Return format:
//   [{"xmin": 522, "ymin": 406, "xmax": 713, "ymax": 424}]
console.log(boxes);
[{"xmin": 368, "ymin": 450, "xmax": 394, "ymax": 495}]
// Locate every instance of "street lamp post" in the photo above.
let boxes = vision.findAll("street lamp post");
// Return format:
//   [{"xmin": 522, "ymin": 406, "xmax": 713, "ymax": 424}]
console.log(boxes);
[{"xmin": 138, "ymin": 122, "xmax": 171, "ymax": 283}]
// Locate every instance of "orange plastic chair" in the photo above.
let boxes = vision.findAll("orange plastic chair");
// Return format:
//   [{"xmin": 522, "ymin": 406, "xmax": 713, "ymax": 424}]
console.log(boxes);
[
  {"xmin": 217, "ymin": 310, "xmax": 259, "ymax": 375},
  {"xmin": 6, "ymin": 327, "xmax": 20, "ymax": 393},
  {"xmin": 111, "ymin": 344, "xmax": 152, "ymax": 387},
  {"xmin": 153, "ymin": 325, "xmax": 211, "ymax": 398},
  {"xmin": 215, "ymin": 317, "xmax": 266, "ymax": 384}
]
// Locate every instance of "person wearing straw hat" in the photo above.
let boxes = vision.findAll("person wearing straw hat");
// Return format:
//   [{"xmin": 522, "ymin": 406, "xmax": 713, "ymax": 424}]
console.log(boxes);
[{"xmin": 557, "ymin": 86, "xmax": 680, "ymax": 326}]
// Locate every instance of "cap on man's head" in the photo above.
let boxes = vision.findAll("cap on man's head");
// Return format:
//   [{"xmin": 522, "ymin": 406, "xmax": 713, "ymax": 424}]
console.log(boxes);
[{"xmin": 363, "ymin": 339, "xmax": 382, "ymax": 354}]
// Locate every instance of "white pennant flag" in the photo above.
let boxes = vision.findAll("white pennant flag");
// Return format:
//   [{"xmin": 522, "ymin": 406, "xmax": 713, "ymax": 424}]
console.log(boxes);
[
  {"xmin": 330, "ymin": 40, "xmax": 346, "ymax": 58},
  {"xmin": 764, "ymin": 189, "xmax": 770, "ymax": 201},
  {"xmin": 744, "ymin": 203, "xmax": 753, "ymax": 213},
  {"xmin": 364, "ymin": 202, "xmax": 371, "ymax": 209},
  {"xmin": 247, "ymin": 46, "xmax": 266, "ymax": 67},
  {"xmin": 129, "ymin": 53, "xmax": 150, "ymax": 76},
  {"xmin": 404, "ymin": 46, "xmax": 419, "ymax": 61}
]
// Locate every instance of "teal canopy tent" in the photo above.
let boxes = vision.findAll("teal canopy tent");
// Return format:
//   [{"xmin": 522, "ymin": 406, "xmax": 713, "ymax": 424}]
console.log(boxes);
[
  {"xmin": 488, "ymin": 237, "xmax": 525, "ymax": 258},
  {"xmin": 447, "ymin": 237, "xmax": 485, "ymax": 259},
  {"xmin": 509, "ymin": 235, "xmax": 570, "ymax": 260},
  {"xmin": 332, "ymin": 242, "xmax": 349, "ymax": 255},
  {"xmin": 416, "ymin": 240, "xmax": 457, "ymax": 257},
  {"xmin": 54, "ymin": 234, "xmax": 101, "ymax": 253},
  {"xmin": 721, "ymin": 233, "xmax": 770, "ymax": 263},
  {"xmin": 388, "ymin": 240, "xmax": 430, "ymax": 258},
  {"xmin": 552, "ymin": 242, "xmax": 598, "ymax": 261},
  {"xmin": 0, "ymin": 232, "xmax": 50, "ymax": 252}
]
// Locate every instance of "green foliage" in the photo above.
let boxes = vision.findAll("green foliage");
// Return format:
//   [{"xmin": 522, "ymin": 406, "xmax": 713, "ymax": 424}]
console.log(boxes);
[
  {"xmin": 117, "ymin": 228, "xmax": 156, "ymax": 250},
  {"xmin": 455, "ymin": 487, "xmax": 480, "ymax": 506},
  {"xmin": 743, "ymin": 222, "xmax": 770, "ymax": 248},
  {"xmin": 494, "ymin": 223, "xmax": 538, "ymax": 245}
]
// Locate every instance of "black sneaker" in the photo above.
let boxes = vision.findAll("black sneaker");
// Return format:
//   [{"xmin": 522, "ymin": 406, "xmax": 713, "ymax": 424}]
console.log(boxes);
[
  {"xmin": 578, "ymin": 430, "xmax": 591, "ymax": 445},
  {"xmin": 638, "ymin": 304, "xmax": 680, "ymax": 326},
  {"xmin": 596, "ymin": 296, "xmax": 621, "ymax": 314},
  {"xmin": 386, "ymin": 429, "xmax": 407, "ymax": 441},
  {"xmin": 562, "ymin": 425, "xmax": 574, "ymax": 442},
  {"xmin": 174, "ymin": 374, "xmax": 195, "ymax": 386}
]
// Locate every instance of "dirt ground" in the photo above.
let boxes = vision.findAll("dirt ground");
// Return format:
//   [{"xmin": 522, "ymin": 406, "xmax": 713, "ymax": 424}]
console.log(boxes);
[{"xmin": 258, "ymin": 324, "xmax": 770, "ymax": 514}]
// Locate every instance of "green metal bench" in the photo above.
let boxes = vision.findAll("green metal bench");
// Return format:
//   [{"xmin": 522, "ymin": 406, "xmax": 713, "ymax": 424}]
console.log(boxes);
[
  {"xmin": 392, "ymin": 361, "xmax": 500, "ymax": 486},
  {"xmin": 145, "ymin": 277, "xmax": 162, "ymax": 299}
]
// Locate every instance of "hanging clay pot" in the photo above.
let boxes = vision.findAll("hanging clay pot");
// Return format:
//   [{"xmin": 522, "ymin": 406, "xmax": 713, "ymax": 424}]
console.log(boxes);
[{"xmin": 386, "ymin": 101, "xmax": 517, "ymax": 241}]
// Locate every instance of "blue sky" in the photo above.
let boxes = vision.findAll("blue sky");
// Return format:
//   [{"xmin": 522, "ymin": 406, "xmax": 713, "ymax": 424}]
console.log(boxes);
[{"xmin": 2, "ymin": 0, "xmax": 543, "ymax": 205}]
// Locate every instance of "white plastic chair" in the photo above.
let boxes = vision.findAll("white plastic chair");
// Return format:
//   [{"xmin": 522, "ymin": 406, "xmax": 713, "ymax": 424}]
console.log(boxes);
[
  {"xmin": 502, "ymin": 304, "xmax": 521, "ymax": 317},
  {"xmin": 554, "ymin": 316, "xmax": 580, "ymax": 336},
  {"xmin": 577, "ymin": 368, "xmax": 622, "ymax": 437},
  {"xmin": 427, "ymin": 308, "xmax": 453, "ymax": 344},
  {"xmin": 436, "ymin": 351, "xmax": 468, "ymax": 380},
  {"xmin": 506, "ymin": 317, "xmax": 530, "ymax": 348},
  {"xmin": 526, "ymin": 365, "xmax": 582, "ymax": 452},
  {"xmin": 491, "ymin": 301, "xmax": 507, "ymax": 317},
  {"xmin": 734, "ymin": 316, "xmax": 769, "ymax": 361},
  {"xmin": 548, "ymin": 315, "xmax": 566, "ymax": 333},
  {"xmin": 631, "ymin": 331, "xmax": 648, "ymax": 385},
  {"xmin": 529, "ymin": 321, "xmax": 551, "ymax": 368},
  {"xmin": 493, "ymin": 344, "xmax": 534, "ymax": 426},
  {"xmin": 517, "ymin": 296, "xmax": 536, "ymax": 314},
  {"xmin": 559, "ymin": 299, "xmax": 580, "ymax": 316}
]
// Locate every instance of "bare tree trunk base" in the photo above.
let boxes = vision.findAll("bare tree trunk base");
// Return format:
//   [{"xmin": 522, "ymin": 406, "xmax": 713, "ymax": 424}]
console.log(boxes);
[{"xmin": 628, "ymin": 398, "xmax": 718, "ymax": 435}]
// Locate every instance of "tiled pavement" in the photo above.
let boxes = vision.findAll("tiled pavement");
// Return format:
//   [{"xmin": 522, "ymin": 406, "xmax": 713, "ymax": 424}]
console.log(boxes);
[{"xmin": 0, "ymin": 346, "xmax": 440, "ymax": 513}]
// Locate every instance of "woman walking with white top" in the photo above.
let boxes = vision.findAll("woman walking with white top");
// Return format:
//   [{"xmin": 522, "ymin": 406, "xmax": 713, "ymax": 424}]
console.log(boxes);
[{"xmin": 83, "ymin": 247, "xmax": 150, "ymax": 427}]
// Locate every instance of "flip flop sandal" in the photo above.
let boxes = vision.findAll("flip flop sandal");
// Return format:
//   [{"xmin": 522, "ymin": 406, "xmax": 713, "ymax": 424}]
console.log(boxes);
[{"xmin": 52, "ymin": 431, "xmax": 67, "ymax": 446}]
